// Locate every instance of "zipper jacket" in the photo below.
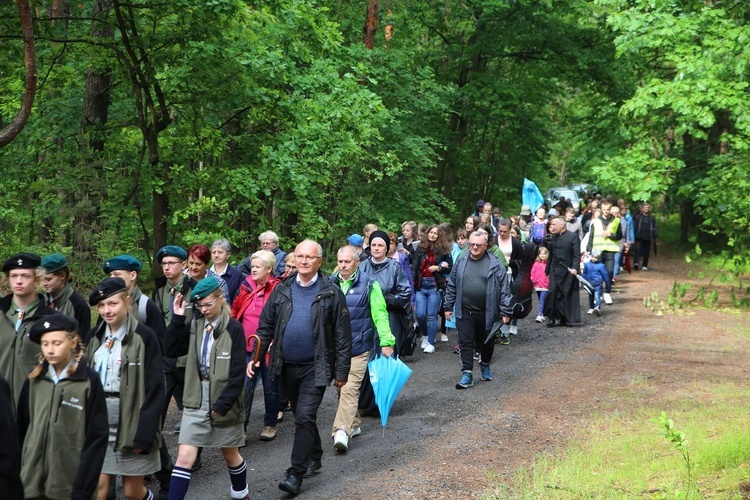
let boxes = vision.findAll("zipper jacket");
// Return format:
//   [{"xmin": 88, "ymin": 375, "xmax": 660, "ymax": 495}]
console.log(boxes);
[
  {"xmin": 46, "ymin": 283, "xmax": 92, "ymax": 337},
  {"xmin": 0, "ymin": 294, "xmax": 57, "ymax": 407},
  {"xmin": 17, "ymin": 360, "xmax": 108, "ymax": 500},
  {"xmin": 166, "ymin": 308, "xmax": 246, "ymax": 427},
  {"xmin": 85, "ymin": 314, "xmax": 164, "ymax": 452},
  {"xmin": 255, "ymin": 271, "xmax": 352, "ymax": 387}
]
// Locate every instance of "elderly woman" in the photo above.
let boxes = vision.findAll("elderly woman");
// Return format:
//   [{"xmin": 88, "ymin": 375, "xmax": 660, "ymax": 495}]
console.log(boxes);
[
  {"xmin": 210, "ymin": 239, "xmax": 244, "ymax": 303},
  {"xmin": 231, "ymin": 250, "xmax": 281, "ymax": 442}
]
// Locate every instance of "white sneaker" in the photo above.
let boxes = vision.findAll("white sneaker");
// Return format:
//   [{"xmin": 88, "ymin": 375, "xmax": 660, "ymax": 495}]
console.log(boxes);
[
  {"xmin": 439, "ymin": 333, "xmax": 449, "ymax": 342},
  {"xmin": 642, "ymin": 266, "xmax": 648, "ymax": 271},
  {"xmin": 587, "ymin": 308, "xmax": 594, "ymax": 315},
  {"xmin": 350, "ymin": 427, "xmax": 361, "ymax": 437},
  {"xmin": 420, "ymin": 337, "xmax": 429, "ymax": 349},
  {"xmin": 509, "ymin": 325, "xmax": 518, "ymax": 335},
  {"xmin": 535, "ymin": 315, "xmax": 544, "ymax": 323},
  {"xmin": 333, "ymin": 429, "xmax": 349, "ymax": 452},
  {"xmin": 603, "ymin": 293, "xmax": 613, "ymax": 305},
  {"xmin": 423, "ymin": 343, "xmax": 435, "ymax": 353}
]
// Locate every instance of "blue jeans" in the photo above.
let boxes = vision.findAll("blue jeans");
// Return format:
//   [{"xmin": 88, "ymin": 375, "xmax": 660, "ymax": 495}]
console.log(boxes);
[
  {"xmin": 589, "ymin": 284, "xmax": 603, "ymax": 309},
  {"xmin": 245, "ymin": 352, "xmax": 280, "ymax": 428},
  {"xmin": 613, "ymin": 251, "xmax": 622, "ymax": 279},
  {"xmin": 415, "ymin": 277, "xmax": 442, "ymax": 345},
  {"xmin": 536, "ymin": 290, "xmax": 547, "ymax": 317}
]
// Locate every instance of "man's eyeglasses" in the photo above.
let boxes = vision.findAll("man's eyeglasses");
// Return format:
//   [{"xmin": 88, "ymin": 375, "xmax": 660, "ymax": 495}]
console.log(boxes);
[
  {"xmin": 468, "ymin": 243, "xmax": 485, "ymax": 248},
  {"xmin": 195, "ymin": 298, "xmax": 219, "ymax": 310},
  {"xmin": 161, "ymin": 260, "xmax": 183, "ymax": 267},
  {"xmin": 294, "ymin": 255, "xmax": 321, "ymax": 262}
]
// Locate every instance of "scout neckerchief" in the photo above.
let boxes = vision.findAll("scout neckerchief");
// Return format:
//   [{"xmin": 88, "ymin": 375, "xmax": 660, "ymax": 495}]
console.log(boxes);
[{"xmin": 196, "ymin": 308, "xmax": 228, "ymax": 378}]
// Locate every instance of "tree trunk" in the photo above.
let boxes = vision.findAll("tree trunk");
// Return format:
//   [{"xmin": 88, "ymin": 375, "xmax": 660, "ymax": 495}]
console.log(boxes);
[
  {"xmin": 0, "ymin": 0, "xmax": 37, "ymax": 148},
  {"xmin": 363, "ymin": 0, "xmax": 378, "ymax": 49}
]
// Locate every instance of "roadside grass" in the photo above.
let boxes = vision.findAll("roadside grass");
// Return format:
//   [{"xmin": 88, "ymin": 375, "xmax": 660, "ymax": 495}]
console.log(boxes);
[{"xmin": 484, "ymin": 383, "xmax": 750, "ymax": 499}]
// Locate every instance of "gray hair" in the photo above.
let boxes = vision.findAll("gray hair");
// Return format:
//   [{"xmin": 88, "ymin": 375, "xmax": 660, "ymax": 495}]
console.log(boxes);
[
  {"xmin": 258, "ymin": 231, "xmax": 279, "ymax": 244},
  {"xmin": 470, "ymin": 230, "xmax": 489, "ymax": 244},
  {"xmin": 338, "ymin": 245, "xmax": 361, "ymax": 261},
  {"xmin": 250, "ymin": 250, "xmax": 276, "ymax": 271},
  {"xmin": 211, "ymin": 238, "xmax": 232, "ymax": 253},
  {"xmin": 296, "ymin": 239, "xmax": 323, "ymax": 258}
]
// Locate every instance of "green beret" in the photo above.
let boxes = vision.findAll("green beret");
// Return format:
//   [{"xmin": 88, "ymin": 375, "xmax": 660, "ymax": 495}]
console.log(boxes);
[
  {"xmin": 3, "ymin": 253, "xmax": 42, "ymax": 273},
  {"xmin": 102, "ymin": 254, "xmax": 142, "ymax": 274},
  {"xmin": 190, "ymin": 277, "xmax": 220, "ymax": 302},
  {"xmin": 42, "ymin": 253, "xmax": 68, "ymax": 273},
  {"xmin": 29, "ymin": 313, "xmax": 80, "ymax": 344},
  {"xmin": 89, "ymin": 277, "xmax": 128, "ymax": 306},
  {"xmin": 156, "ymin": 245, "xmax": 187, "ymax": 263}
]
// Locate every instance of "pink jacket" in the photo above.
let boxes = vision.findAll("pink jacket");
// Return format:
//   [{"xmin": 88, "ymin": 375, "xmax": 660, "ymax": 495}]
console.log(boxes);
[{"xmin": 530, "ymin": 261, "xmax": 549, "ymax": 291}]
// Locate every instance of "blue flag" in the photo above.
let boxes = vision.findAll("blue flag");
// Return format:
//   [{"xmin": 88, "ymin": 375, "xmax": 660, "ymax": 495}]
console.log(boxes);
[{"xmin": 522, "ymin": 178, "xmax": 545, "ymax": 212}]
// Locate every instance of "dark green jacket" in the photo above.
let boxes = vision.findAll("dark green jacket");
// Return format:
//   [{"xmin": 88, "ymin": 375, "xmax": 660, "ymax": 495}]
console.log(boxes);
[
  {"xmin": 166, "ymin": 308, "xmax": 245, "ymax": 427},
  {"xmin": 85, "ymin": 314, "xmax": 164, "ymax": 452},
  {"xmin": 17, "ymin": 360, "xmax": 108, "ymax": 500},
  {"xmin": 0, "ymin": 294, "xmax": 56, "ymax": 408}
]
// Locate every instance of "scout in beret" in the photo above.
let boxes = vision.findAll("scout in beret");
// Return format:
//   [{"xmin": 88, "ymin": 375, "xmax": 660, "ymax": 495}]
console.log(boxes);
[
  {"xmin": 0, "ymin": 252, "xmax": 56, "ymax": 405},
  {"xmin": 101, "ymin": 255, "xmax": 165, "ymax": 352},
  {"xmin": 17, "ymin": 313, "xmax": 108, "ymax": 500},
  {"xmin": 157, "ymin": 245, "xmax": 188, "ymax": 264},
  {"xmin": 85, "ymin": 276, "xmax": 164, "ymax": 499},
  {"xmin": 41, "ymin": 253, "xmax": 91, "ymax": 336},
  {"xmin": 165, "ymin": 275, "xmax": 248, "ymax": 499}
]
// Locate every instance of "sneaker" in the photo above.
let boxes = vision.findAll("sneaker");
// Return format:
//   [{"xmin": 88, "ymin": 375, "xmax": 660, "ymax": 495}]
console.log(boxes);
[
  {"xmin": 420, "ymin": 337, "xmax": 429, "ymax": 349},
  {"xmin": 535, "ymin": 315, "xmax": 544, "ymax": 323},
  {"xmin": 260, "ymin": 426, "xmax": 278, "ymax": 441},
  {"xmin": 473, "ymin": 351, "xmax": 480, "ymax": 361},
  {"xmin": 453, "ymin": 344, "xmax": 460, "ymax": 354},
  {"xmin": 509, "ymin": 325, "xmax": 518, "ymax": 335},
  {"xmin": 642, "ymin": 266, "xmax": 648, "ymax": 271},
  {"xmin": 423, "ymin": 343, "xmax": 435, "ymax": 354},
  {"xmin": 277, "ymin": 411, "xmax": 284, "ymax": 423},
  {"xmin": 439, "ymin": 333, "xmax": 449, "ymax": 342},
  {"xmin": 480, "ymin": 363, "xmax": 492, "ymax": 381},
  {"xmin": 611, "ymin": 277, "xmax": 616, "ymax": 285},
  {"xmin": 455, "ymin": 371, "xmax": 474, "ymax": 389},
  {"xmin": 333, "ymin": 429, "xmax": 348, "ymax": 452},
  {"xmin": 587, "ymin": 308, "xmax": 594, "ymax": 315},
  {"xmin": 633, "ymin": 263, "xmax": 640, "ymax": 270},
  {"xmin": 500, "ymin": 335, "xmax": 509, "ymax": 345},
  {"xmin": 594, "ymin": 307, "xmax": 601, "ymax": 316},
  {"xmin": 350, "ymin": 427, "xmax": 361, "ymax": 437},
  {"xmin": 603, "ymin": 293, "xmax": 613, "ymax": 305}
]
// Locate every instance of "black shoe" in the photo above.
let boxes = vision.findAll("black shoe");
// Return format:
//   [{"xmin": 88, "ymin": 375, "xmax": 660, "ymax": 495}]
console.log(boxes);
[
  {"xmin": 279, "ymin": 474, "xmax": 302, "ymax": 495},
  {"xmin": 546, "ymin": 319, "xmax": 556, "ymax": 328},
  {"xmin": 303, "ymin": 459, "xmax": 322, "ymax": 478}
]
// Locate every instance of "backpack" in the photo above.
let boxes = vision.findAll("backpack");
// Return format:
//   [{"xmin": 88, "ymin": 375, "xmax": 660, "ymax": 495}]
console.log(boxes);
[{"xmin": 531, "ymin": 222, "xmax": 546, "ymax": 244}]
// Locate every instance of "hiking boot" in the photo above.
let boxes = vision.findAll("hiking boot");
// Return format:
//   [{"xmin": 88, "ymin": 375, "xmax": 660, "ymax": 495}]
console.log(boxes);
[
  {"xmin": 456, "ymin": 371, "xmax": 474, "ymax": 389},
  {"xmin": 480, "ymin": 363, "xmax": 492, "ymax": 381},
  {"xmin": 333, "ymin": 429, "xmax": 349, "ymax": 452},
  {"xmin": 260, "ymin": 426, "xmax": 277, "ymax": 441}
]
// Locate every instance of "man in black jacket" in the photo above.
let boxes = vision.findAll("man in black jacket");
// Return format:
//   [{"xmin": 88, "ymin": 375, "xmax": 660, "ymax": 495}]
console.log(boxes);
[
  {"xmin": 250, "ymin": 239, "xmax": 352, "ymax": 496},
  {"xmin": 633, "ymin": 202, "xmax": 658, "ymax": 271},
  {"xmin": 544, "ymin": 217, "xmax": 581, "ymax": 327}
]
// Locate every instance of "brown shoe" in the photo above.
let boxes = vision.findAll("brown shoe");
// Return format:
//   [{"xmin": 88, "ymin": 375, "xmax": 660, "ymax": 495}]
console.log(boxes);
[{"xmin": 260, "ymin": 426, "xmax": 278, "ymax": 441}]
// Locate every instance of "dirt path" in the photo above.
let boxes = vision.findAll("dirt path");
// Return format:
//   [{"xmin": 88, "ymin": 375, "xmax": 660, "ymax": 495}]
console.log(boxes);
[{"xmin": 160, "ymin": 250, "xmax": 748, "ymax": 499}]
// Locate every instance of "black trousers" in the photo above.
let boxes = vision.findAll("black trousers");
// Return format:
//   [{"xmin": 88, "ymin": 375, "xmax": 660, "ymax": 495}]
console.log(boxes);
[
  {"xmin": 456, "ymin": 309, "xmax": 494, "ymax": 372},
  {"xmin": 635, "ymin": 239, "xmax": 652, "ymax": 267},
  {"xmin": 281, "ymin": 362, "xmax": 326, "ymax": 478}
]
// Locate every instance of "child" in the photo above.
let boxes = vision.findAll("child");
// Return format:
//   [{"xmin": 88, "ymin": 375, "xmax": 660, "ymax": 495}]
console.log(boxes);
[
  {"xmin": 583, "ymin": 250, "xmax": 611, "ymax": 315},
  {"xmin": 167, "ymin": 277, "xmax": 249, "ymax": 500},
  {"xmin": 17, "ymin": 313, "xmax": 108, "ymax": 500},
  {"xmin": 530, "ymin": 246, "xmax": 550, "ymax": 322}
]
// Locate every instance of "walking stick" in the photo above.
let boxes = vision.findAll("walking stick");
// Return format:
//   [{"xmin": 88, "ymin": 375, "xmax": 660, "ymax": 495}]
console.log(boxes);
[{"xmin": 246, "ymin": 334, "xmax": 263, "ymax": 370}]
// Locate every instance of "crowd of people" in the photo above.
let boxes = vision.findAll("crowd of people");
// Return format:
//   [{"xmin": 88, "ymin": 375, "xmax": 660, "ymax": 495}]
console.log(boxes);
[{"xmin": 0, "ymin": 195, "xmax": 659, "ymax": 498}]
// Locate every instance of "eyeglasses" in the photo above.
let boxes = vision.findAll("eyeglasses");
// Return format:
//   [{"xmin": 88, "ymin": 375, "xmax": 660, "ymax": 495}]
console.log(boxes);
[
  {"xmin": 195, "ymin": 298, "xmax": 219, "ymax": 310},
  {"xmin": 468, "ymin": 243, "xmax": 485, "ymax": 248},
  {"xmin": 294, "ymin": 255, "xmax": 321, "ymax": 262},
  {"xmin": 161, "ymin": 260, "xmax": 183, "ymax": 267}
]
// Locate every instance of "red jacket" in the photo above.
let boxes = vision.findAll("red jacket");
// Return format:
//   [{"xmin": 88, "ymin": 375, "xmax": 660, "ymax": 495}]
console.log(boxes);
[{"xmin": 231, "ymin": 275, "xmax": 280, "ymax": 352}]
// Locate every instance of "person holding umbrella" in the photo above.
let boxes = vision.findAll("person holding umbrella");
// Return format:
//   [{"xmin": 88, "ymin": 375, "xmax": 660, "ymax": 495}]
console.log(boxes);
[{"xmin": 443, "ymin": 231, "xmax": 512, "ymax": 389}]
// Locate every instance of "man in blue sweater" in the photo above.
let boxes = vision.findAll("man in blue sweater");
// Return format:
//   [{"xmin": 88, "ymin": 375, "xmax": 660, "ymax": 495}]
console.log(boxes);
[{"xmin": 251, "ymin": 239, "xmax": 351, "ymax": 496}]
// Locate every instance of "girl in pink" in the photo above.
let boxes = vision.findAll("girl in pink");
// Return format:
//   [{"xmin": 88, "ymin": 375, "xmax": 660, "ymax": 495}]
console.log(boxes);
[{"xmin": 530, "ymin": 246, "xmax": 550, "ymax": 322}]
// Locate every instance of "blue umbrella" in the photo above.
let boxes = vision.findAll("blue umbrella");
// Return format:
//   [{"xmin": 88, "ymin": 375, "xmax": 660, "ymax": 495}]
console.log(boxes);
[
  {"xmin": 367, "ymin": 355, "xmax": 412, "ymax": 428},
  {"xmin": 522, "ymin": 178, "xmax": 545, "ymax": 212}
]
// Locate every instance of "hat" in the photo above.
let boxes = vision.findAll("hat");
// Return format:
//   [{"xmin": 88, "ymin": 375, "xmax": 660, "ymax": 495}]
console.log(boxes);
[
  {"xmin": 2, "ymin": 253, "xmax": 42, "ymax": 273},
  {"xmin": 368, "ymin": 230, "xmax": 390, "ymax": 254},
  {"xmin": 520, "ymin": 205, "xmax": 531, "ymax": 216},
  {"xmin": 28, "ymin": 313, "xmax": 80, "ymax": 344},
  {"xmin": 41, "ymin": 253, "xmax": 68, "ymax": 273},
  {"xmin": 191, "ymin": 277, "xmax": 221, "ymax": 302},
  {"xmin": 102, "ymin": 254, "xmax": 142, "ymax": 274},
  {"xmin": 156, "ymin": 245, "xmax": 187, "ymax": 264},
  {"xmin": 347, "ymin": 234, "xmax": 364, "ymax": 247},
  {"xmin": 476, "ymin": 199, "xmax": 485, "ymax": 207},
  {"xmin": 89, "ymin": 277, "xmax": 128, "ymax": 306}
]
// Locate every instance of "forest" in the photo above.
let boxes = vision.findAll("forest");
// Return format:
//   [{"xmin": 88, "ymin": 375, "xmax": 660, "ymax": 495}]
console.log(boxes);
[{"xmin": 1, "ymin": 0, "xmax": 748, "ymax": 283}]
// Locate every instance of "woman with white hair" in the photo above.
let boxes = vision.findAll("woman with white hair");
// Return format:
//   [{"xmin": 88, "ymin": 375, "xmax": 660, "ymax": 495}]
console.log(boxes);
[{"xmin": 210, "ymin": 238, "xmax": 244, "ymax": 302}]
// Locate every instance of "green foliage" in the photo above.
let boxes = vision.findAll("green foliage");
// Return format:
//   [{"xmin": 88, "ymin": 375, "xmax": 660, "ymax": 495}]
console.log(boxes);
[{"xmin": 653, "ymin": 412, "xmax": 695, "ymax": 498}]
